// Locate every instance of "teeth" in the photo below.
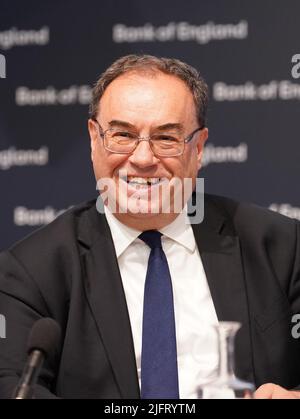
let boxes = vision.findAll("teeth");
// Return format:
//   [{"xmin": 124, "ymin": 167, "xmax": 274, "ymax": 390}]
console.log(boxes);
[
  {"xmin": 149, "ymin": 178, "xmax": 160, "ymax": 185},
  {"xmin": 124, "ymin": 176, "xmax": 161, "ymax": 185},
  {"xmin": 128, "ymin": 177, "xmax": 148, "ymax": 185}
]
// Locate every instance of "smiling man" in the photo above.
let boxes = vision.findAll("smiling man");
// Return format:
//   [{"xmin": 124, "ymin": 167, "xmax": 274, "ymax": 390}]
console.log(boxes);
[
  {"xmin": 88, "ymin": 59, "xmax": 207, "ymax": 228},
  {"xmin": 1, "ymin": 55, "xmax": 300, "ymax": 399}
]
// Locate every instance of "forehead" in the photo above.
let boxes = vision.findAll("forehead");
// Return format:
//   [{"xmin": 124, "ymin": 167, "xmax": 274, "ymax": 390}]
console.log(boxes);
[{"xmin": 98, "ymin": 71, "xmax": 197, "ymax": 127}]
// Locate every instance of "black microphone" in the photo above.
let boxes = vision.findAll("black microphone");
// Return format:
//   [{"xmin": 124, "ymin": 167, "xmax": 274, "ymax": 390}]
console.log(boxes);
[{"xmin": 13, "ymin": 317, "xmax": 61, "ymax": 399}]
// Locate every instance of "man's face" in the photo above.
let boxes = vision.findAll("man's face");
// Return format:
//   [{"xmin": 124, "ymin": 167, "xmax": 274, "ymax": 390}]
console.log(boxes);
[{"xmin": 88, "ymin": 71, "xmax": 208, "ymax": 228}]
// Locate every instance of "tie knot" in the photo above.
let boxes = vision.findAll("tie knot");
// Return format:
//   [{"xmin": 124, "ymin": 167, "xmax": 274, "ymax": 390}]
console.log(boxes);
[{"xmin": 139, "ymin": 230, "xmax": 162, "ymax": 249}]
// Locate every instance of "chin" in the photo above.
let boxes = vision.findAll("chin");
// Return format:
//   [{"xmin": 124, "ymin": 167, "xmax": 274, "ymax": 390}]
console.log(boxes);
[{"xmin": 118, "ymin": 199, "xmax": 163, "ymax": 217}]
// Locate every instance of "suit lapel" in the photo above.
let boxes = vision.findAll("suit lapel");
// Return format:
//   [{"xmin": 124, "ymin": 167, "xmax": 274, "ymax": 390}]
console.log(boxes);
[
  {"xmin": 192, "ymin": 199, "xmax": 254, "ymax": 382},
  {"xmin": 78, "ymin": 205, "xmax": 140, "ymax": 398},
  {"xmin": 76, "ymin": 197, "xmax": 255, "ymax": 393}
]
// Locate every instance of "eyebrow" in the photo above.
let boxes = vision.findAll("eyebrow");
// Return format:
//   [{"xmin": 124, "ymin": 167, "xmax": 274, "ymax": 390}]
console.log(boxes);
[
  {"xmin": 108, "ymin": 120, "xmax": 135, "ymax": 129},
  {"xmin": 155, "ymin": 123, "xmax": 184, "ymax": 132},
  {"xmin": 108, "ymin": 120, "xmax": 184, "ymax": 132}
]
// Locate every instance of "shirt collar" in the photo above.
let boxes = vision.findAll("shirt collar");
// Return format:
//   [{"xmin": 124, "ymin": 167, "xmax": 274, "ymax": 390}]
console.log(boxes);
[
  {"xmin": 104, "ymin": 206, "xmax": 196, "ymax": 258},
  {"xmin": 160, "ymin": 208, "xmax": 196, "ymax": 253},
  {"xmin": 104, "ymin": 205, "xmax": 141, "ymax": 258}
]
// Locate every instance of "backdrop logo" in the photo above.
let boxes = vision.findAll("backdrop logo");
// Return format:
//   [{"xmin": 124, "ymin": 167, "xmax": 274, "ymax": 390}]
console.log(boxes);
[
  {"xmin": 0, "ymin": 27, "xmax": 49, "ymax": 50},
  {"xmin": 202, "ymin": 143, "xmax": 248, "ymax": 167},
  {"xmin": 0, "ymin": 53, "xmax": 6, "ymax": 78},
  {"xmin": 113, "ymin": 21, "xmax": 248, "ymax": 44},
  {"xmin": 213, "ymin": 80, "xmax": 300, "ymax": 101},
  {"xmin": 0, "ymin": 146, "xmax": 49, "ymax": 170},
  {"xmin": 15, "ymin": 85, "xmax": 92, "ymax": 106},
  {"xmin": 269, "ymin": 203, "xmax": 300, "ymax": 221},
  {"xmin": 0, "ymin": 314, "xmax": 6, "ymax": 338},
  {"xmin": 14, "ymin": 206, "xmax": 68, "ymax": 226},
  {"xmin": 291, "ymin": 54, "xmax": 300, "ymax": 79}
]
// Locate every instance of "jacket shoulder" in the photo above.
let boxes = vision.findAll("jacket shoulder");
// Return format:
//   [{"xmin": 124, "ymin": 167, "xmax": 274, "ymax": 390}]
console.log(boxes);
[
  {"xmin": 1, "ymin": 199, "xmax": 98, "ymax": 294},
  {"xmin": 205, "ymin": 193, "xmax": 298, "ymax": 233},
  {"xmin": 7, "ymin": 200, "xmax": 97, "ymax": 258},
  {"xmin": 0, "ymin": 200, "xmax": 99, "ymax": 317}
]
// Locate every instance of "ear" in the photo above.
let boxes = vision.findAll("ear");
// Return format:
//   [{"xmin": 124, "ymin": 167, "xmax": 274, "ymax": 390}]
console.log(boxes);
[
  {"xmin": 196, "ymin": 128, "xmax": 208, "ymax": 170},
  {"xmin": 88, "ymin": 119, "xmax": 98, "ymax": 157}
]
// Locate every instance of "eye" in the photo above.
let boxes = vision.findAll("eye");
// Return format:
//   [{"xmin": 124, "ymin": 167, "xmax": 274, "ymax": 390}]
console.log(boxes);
[
  {"xmin": 153, "ymin": 135, "xmax": 179, "ymax": 142},
  {"xmin": 113, "ymin": 131, "xmax": 136, "ymax": 139}
]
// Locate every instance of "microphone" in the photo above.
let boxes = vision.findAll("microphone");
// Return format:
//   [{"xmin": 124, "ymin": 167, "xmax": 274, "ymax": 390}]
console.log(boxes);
[{"xmin": 13, "ymin": 317, "xmax": 61, "ymax": 399}]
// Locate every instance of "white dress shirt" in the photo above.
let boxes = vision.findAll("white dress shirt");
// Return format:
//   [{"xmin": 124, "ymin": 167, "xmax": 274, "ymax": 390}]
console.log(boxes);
[{"xmin": 104, "ymin": 207, "xmax": 219, "ymax": 399}]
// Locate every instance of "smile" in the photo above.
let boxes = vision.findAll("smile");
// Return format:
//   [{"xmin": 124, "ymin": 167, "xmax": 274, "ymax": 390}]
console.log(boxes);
[{"xmin": 120, "ymin": 176, "xmax": 164, "ymax": 187}]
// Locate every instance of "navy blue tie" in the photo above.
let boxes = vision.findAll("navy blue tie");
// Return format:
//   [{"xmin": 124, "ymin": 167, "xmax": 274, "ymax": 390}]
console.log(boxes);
[{"xmin": 139, "ymin": 230, "xmax": 179, "ymax": 399}]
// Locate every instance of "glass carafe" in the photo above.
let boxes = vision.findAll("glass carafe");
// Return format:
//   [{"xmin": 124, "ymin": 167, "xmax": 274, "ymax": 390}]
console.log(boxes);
[{"xmin": 197, "ymin": 322, "xmax": 254, "ymax": 399}]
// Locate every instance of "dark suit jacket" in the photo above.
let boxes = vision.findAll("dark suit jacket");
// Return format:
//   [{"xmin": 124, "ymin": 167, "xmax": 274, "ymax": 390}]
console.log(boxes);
[{"xmin": 1, "ymin": 194, "xmax": 300, "ymax": 399}]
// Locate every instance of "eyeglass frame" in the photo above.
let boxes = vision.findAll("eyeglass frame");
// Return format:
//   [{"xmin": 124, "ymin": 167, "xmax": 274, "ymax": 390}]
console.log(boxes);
[{"xmin": 92, "ymin": 118, "xmax": 204, "ymax": 157}]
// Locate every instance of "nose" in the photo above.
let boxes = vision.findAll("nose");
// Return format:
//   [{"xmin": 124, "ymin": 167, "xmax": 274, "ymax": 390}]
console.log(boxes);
[{"xmin": 128, "ymin": 139, "xmax": 160, "ymax": 168}]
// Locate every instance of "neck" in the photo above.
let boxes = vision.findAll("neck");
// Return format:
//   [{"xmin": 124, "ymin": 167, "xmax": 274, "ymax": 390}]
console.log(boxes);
[{"xmin": 111, "ymin": 211, "xmax": 181, "ymax": 231}]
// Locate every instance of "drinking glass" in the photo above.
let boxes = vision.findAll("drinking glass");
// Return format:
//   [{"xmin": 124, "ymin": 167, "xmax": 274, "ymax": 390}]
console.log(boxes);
[{"xmin": 197, "ymin": 322, "xmax": 254, "ymax": 399}]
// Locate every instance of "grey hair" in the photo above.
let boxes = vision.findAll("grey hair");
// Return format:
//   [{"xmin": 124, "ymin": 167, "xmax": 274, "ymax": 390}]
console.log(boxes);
[{"xmin": 89, "ymin": 54, "xmax": 208, "ymax": 127}]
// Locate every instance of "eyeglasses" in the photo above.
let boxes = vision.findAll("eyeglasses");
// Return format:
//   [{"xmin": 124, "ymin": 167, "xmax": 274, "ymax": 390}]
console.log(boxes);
[{"xmin": 92, "ymin": 119, "xmax": 204, "ymax": 157}]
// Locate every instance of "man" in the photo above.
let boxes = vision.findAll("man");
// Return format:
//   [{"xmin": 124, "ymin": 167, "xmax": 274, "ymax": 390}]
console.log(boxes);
[{"xmin": 1, "ymin": 54, "xmax": 300, "ymax": 399}]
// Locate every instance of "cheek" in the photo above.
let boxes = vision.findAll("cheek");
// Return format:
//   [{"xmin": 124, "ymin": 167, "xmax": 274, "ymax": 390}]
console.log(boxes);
[
  {"xmin": 161, "ymin": 153, "xmax": 198, "ymax": 179},
  {"xmin": 183, "ymin": 150, "xmax": 199, "ymax": 178},
  {"xmin": 92, "ymin": 148, "xmax": 128, "ymax": 178},
  {"xmin": 159, "ymin": 158, "xmax": 183, "ymax": 177}
]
